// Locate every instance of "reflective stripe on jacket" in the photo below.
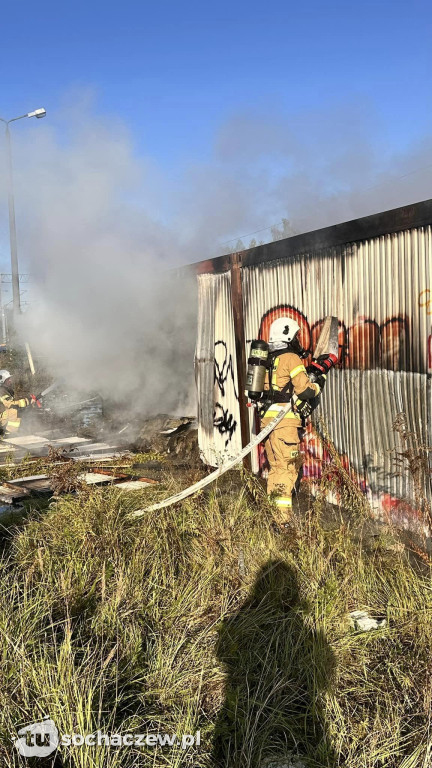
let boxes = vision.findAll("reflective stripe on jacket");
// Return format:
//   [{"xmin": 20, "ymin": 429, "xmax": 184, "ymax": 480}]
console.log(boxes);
[
  {"xmin": 0, "ymin": 396, "xmax": 29, "ymax": 410},
  {"xmin": 263, "ymin": 352, "xmax": 320, "ymax": 420},
  {"xmin": 0, "ymin": 386, "xmax": 30, "ymax": 434},
  {"xmin": 5, "ymin": 413, "xmax": 21, "ymax": 433}
]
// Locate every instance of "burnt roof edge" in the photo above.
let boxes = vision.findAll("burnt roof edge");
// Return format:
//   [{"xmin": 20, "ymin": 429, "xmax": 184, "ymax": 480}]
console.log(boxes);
[{"xmin": 186, "ymin": 198, "xmax": 432, "ymax": 275}]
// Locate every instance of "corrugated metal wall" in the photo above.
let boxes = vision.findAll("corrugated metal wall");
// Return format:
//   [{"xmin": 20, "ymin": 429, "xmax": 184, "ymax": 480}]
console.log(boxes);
[
  {"xmin": 196, "ymin": 273, "xmax": 242, "ymax": 465},
  {"xmin": 195, "ymin": 222, "xmax": 432, "ymax": 532},
  {"xmin": 242, "ymin": 229, "xmax": 431, "ymax": 374}
]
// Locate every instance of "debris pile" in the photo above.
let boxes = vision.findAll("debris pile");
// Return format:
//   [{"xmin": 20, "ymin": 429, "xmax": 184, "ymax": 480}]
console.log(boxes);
[
  {"xmin": 0, "ymin": 366, "xmax": 200, "ymax": 513},
  {"xmin": 133, "ymin": 414, "xmax": 198, "ymax": 459},
  {"xmin": 349, "ymin": 610, "xmax": 387, "ymax": 632},
  {"xmin": 0, "ymin": 466, "xmax": 156, "ymax": 506}
]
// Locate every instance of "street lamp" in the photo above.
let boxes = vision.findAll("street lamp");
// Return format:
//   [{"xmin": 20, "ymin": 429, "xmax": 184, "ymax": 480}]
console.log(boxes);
[{"xmin": 0, "ymin": 108, "xmax": 46, "ymax": 317}]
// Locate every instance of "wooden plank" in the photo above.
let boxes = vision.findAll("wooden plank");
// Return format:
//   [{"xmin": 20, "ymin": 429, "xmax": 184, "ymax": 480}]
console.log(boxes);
[
  {"xmin": 0, "ymin": 484, "xmax": 30, "ymax": 502},
  {"xmin": 0, "ymin": 445, "xmax": 15, "ymax": 454},
  {"xmin": 50, "ymin": 437, "xmax": 91, "ymax": 446},
  {"xmin": 3, "ymin": 435, "xmax": 50, "ymax": 447},
  {"xmin": 116, "ymin": 480, "xmax": 155, "ymax": 491},
  {"xmin": 8, "ymin": 475, "xmax": 52, "ymax": 493},
  {"xmin": 8, "ymin": 474, "xmax": 49, "ymax": 484},
  {"xmin": 85, "ymin": 469, "xmax": 158, "ymax": 487},
  {"xmin": 25, "ymin": 342, "xmax": 36, "ymax": 375},
  {"xmin": 72, "ymin": 453, "xmax": 124, "ymax": 461},
  {"xmin": 78, "ymin": 473, "xmax": 116, "ymax": 486},
  {"xmin": 230, "ymin": 253, "xmax": 251, "ymax": 470},
  {"xmin": 74, "ymin": 442, "xmax": 123, "ymax": 455}
]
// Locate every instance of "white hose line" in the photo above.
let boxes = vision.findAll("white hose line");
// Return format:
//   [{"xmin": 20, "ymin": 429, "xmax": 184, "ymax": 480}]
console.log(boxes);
[{"xmin": 130, "ymin": 403, "xmax": 292, "ymax": 518}]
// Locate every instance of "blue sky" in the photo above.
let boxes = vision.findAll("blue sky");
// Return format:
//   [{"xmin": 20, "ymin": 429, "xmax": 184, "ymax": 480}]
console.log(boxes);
[
  {"xmin": 1, "ymin": 0, "xmax": 431, "ymax": 168},
  {"xmin": 0, "ymin": 0, "xmax": 430, "ymax": 289}
]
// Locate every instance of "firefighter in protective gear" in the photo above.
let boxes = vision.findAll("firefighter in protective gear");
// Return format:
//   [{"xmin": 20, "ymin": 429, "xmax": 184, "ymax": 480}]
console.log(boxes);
[
  {"xmin": 0, "ymin": 370, "xmax": 36, "ymax": 436},
  {"xmin": 260, "ymin": 318, "xmax": 323, "ymax": 524}
]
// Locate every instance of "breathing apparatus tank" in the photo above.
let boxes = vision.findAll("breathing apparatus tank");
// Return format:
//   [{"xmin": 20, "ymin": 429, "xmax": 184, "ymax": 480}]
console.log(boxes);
[{"xmin": 246, "ymin": 340, "xmax": 269, "ymax": 401}]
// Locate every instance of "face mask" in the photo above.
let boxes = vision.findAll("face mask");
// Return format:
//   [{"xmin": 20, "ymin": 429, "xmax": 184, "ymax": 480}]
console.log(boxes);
[
  {"xmin": 268, "ymin": 341, "xmax": 288, "ymax": 352},
  {"xmin": 291, "ymin": 333, "xmax": 310, "ymax": 358}
]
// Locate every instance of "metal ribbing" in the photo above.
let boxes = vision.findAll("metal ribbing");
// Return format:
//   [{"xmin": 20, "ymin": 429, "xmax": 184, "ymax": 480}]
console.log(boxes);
[
  {"xmin": 195, "ymin": 274, "xmax": 216, "ymax": 452},
  {"xmin": 240, "ymin": 226, "xmax": 432, "ymax": 524},
  {"xmin": 196, "ymin": 272, "xmax": 242, "ymax": 466}
]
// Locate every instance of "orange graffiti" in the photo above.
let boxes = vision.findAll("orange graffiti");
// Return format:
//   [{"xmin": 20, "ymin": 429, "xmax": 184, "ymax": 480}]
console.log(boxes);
[
  {"xmin": 259, "ymin": 305, "xmax": 311, "ymax": 352},
  {"xmin": 258, "ymin": 309, "xmax": 411, "ymax": 371},
  {"xmin": 381, "ymin": 317, "xmax": 409, "ymax": 371},
  {"xmin": 419, "ymin": 289, "xmax": 432, "ymax": 315},
  {"xmin": 348, "ymin": 317, "xmax": 380, "ymax": 369},
  {"xmin": 301, "ymin": 424, "xmax": 367, "ymax": 491}
]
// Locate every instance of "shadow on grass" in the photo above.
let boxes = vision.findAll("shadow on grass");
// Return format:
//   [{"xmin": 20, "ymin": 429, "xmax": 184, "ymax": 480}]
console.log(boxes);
[{"xmin": 213, "ymin": 559, "xmax": 336, "ymax": 768}]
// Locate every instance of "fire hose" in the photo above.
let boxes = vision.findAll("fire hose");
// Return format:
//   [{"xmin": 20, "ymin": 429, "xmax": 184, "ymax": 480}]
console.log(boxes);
[
  {"xmin": 130, "ymin": 402, "xmax": 292, "ymax": 518},
  {"xmin": 131, "ymin": 316, "xmax": 338, "ymax": 519}
]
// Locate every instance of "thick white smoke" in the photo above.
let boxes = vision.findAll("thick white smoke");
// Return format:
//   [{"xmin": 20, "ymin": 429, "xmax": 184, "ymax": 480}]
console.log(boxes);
[
  {"xmin": 181, "ymin": 103, "xmax": 432, "ymax": 252},
  {"xmin": 0, "ymin": 100, "xmax": 197, "ymax": 414},
  {"xmin": 0, "ymin": 96, "xmax": 430, "ymax": 416}
]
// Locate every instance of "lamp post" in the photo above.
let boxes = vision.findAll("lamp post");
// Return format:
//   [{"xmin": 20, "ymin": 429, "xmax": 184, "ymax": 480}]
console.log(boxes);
[{"xmin": 0, "ymin": 108, "xmax": 46, "ymax": 317}]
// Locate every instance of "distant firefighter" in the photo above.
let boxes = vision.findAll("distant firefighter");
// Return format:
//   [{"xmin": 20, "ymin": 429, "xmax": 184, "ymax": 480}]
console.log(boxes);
[
  {"xmin": 0, "ymin": 370, "xmax": 40, "ymax": 436},
  {"xmin": 259, "ymin": 318, "xmax": 325, "ymax": 525}
]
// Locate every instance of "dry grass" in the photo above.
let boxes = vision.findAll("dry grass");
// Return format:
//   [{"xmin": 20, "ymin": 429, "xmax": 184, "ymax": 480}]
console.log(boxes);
[
  {"xmin": 392, "ymin": 413, "xmax": 432, "ymax": 532},
  {"xmin": 0, "ymin": 461, "xmax": 430, "ymax": 767}
]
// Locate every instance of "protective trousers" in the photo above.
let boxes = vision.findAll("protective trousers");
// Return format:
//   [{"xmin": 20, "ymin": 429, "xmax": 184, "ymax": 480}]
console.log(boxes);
[
  {"xmin": 5, "ymin": 407, "xmax": 20, "ymax": 434},
  {"xmin": 0, "ymin": 406, "xmax": 20, "ymax": 434},
  {"xmin": 262, "ymin": 418, "xmax": 302, "ymax": 522}
]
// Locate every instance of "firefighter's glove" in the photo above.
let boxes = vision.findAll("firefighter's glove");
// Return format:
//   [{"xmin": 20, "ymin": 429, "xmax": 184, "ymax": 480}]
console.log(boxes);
[
  {"xmin": 315, "ymin": 373, "xmax": 327, "ymax": 390},
  {"xmin": 30, "ymin": 394, "xmax": 42, "ymax": 408},
  {"xmin": 307, "ymin": 363, "xmax": 323, "ymax": 384},
  {"xmin": 295, "ymin": 395, "xmax": 321, "ymax": 419},
  {"xmin": 294, "ymin": 397, "xmax": 313, "ymax": 418},
  {"xmin": 309, "ymin": 395, "xmax": 320, "ymax": 413},
  {"xmin": 308, "ymin": 354, "xmax": 337, "ymax": 377},
  {"xmin": 317, "ymin": 353, "xmax": 337, "ymax": 370}
]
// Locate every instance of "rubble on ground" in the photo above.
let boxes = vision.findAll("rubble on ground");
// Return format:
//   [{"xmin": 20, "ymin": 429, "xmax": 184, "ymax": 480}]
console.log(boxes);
[
  {"xmin": 19, "ymin": 385, "xmax": 200, "ymax": 465},
  {"xmin": 349, "ymin": 610, "xmax": 387, "ymax": 632},
  {"xmin": 133, "ymin": 414, "xmax": 198, "ymax": 459},
  {"xmin": 0, "ymin": 468, "xmax": 156, "ymax": 504},
  {"xmin": 0, "ymin": 402, "xmax": 199, "ymax": 507},
  {"xmin": 0, "ymin": 433, "xmax": 128, "ymax": 460}
]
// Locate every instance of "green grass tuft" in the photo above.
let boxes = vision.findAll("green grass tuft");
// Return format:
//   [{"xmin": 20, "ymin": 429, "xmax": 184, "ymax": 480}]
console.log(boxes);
[{"xmin": 0, "ymin": 470, "xmax": 430, "ymax": 767}]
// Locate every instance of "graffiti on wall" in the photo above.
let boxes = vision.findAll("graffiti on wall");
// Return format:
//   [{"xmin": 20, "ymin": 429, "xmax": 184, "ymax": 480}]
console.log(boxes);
[
  {"xmin": 214, "ymin": 404, "xmax": 237, "ymax": 446},
  {"xmin": 214, "ymin": 340, "xmax": 239, "ymax": 446},
  {"xmin": 300, "ymin": 424, "xmax": 426, "ymax": 531},
  {"xmin": 257, "ymin": 303, "xmax": 430, "ymax": 529},
  {"xmin": 419, "ymin": 289, "xmax": 432, "ymax": 315},
  {"xmin": 259, "ymin": 304, "xmax": 410, "ymax": 371},
  {"xmin": 419, "ymin": 291, "xmax": 432, "ymax": 373},
  {"xmin": 211, "ymin": 298, "xmax": 426, "ymax": 449},
  {"xmin": 197, "ymin": 229, "xmax": 432, "ymax": 534},
  {"xmin": 214, "ymin": 341, "xmax": 239, "ymax": 399}
]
